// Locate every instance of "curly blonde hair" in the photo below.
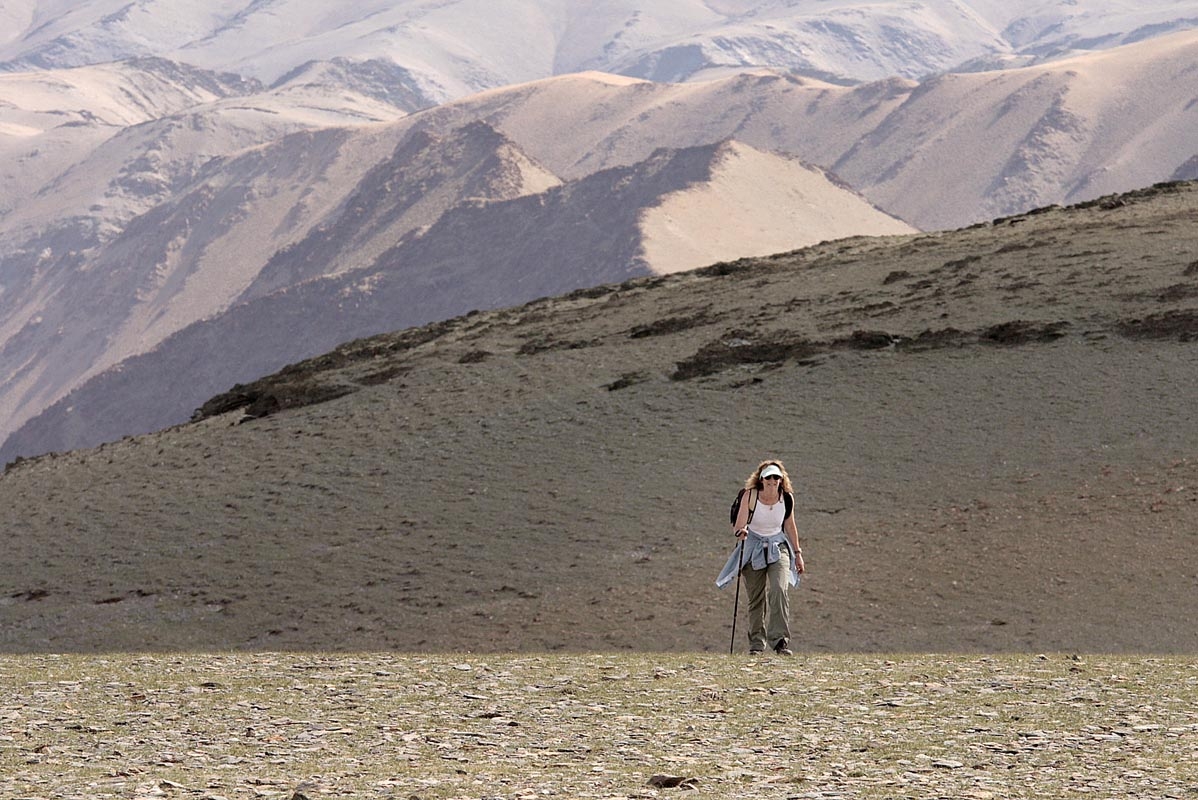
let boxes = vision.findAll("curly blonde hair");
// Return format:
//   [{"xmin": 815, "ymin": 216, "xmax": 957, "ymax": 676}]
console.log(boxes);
[{"xmin": 744, "ymin": 459, "xmax": 794, "ymax": 495}]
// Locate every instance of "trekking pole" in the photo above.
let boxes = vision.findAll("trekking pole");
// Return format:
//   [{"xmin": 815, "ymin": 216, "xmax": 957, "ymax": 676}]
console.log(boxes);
[{"xmin": 729, "ymin": 537, "xmax": 745, "ymax": 655}]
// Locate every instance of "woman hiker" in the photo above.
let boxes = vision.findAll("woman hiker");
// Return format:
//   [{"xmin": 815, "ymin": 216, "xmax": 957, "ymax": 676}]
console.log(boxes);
[{"xmin": 716, "ymin": 460, "xmax": 805, "ymax": 655}]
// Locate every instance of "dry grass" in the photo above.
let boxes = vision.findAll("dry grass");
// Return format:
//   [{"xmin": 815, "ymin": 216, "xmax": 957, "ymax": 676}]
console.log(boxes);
[{"xmin": 2, "ymin": 653, "xmax": 1196, "ymax": 799}]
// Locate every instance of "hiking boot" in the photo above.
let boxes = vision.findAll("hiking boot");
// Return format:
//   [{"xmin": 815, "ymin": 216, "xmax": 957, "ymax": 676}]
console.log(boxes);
[
  {"xmin": 748, "ymin": 648, "xmax": 764, "ymax": 655},
  {"xmin": 773, "ymin": 639, "xmax": 793, "ymax": 656}
]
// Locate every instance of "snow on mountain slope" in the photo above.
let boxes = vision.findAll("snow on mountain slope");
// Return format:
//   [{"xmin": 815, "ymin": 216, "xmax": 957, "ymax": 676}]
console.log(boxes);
[
  {"xmin": 2, "ymin": 1, "xmax": 1196, "ymax": 95},
  {"xmin": 0, "ymin": 3, "xmax": 33, "ymax": 49},
  {"xmin": 0, "ymin": 56, "xmax": 411, "ymax": 322},
  {"xmin": 0, "ymin": 57, "xmax": 256, "ymax": 219},
  {"xmin": 0, "ymin": 56, "xmax": 409, "ymax": 241},
  {"xmin": 602, "ymin": 1, "xmax": 1006, "ymax": 84},
  {"xmin": 999, "ymin": 1, "xmax": 1198, "ymax": 51}
]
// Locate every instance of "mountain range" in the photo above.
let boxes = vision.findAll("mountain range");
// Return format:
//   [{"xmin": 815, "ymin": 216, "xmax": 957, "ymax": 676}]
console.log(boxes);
[
  {"xmin": 4, "ymin": 1, "xmax": 1196, "ymax": 92},
  {"xmin": 2, "ymin": 2, "xmax": 1198, "ymax": 461}
]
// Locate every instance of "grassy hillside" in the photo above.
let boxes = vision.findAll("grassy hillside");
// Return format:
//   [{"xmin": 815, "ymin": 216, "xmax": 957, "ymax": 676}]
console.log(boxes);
[{"xmin": 1, "ymin": 181, "xmax": 1196, "ymax": 654}]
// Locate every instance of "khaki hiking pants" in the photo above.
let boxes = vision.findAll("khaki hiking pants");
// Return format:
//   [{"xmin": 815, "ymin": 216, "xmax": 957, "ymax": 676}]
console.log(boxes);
[{"xmin": 741, "ymin": 547, "xmax": 792, "ymax": 652}]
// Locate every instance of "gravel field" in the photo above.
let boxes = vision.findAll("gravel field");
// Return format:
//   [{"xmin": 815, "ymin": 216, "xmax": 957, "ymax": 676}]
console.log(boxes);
[{"xmin": 2, "ymin": 653, "xmax": 1196, "ymax": 799}]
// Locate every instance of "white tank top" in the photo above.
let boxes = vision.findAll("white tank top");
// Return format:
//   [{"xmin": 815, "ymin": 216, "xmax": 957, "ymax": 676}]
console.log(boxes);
[{"xmin": 748, "ymin": 494, "xmax": 786, "ymax": 536}]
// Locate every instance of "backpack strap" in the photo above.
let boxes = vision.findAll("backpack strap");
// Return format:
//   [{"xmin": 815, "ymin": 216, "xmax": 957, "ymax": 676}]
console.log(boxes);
[
  {"xmin": 747, "ymin": 488, "xmax": 758, "ymax": 522},
  {"xmin": 783, "ymin": 491, "xmax": 793, "ymax": 521}
]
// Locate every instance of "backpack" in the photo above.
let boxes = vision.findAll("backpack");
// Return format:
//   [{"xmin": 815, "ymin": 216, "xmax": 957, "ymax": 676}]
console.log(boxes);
[{"xmin": 730, "ymin": 488, "xmax": 793, "ymax": 525}]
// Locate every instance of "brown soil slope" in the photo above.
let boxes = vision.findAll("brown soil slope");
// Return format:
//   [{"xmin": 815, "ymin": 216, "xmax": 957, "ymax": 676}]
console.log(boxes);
[{"xmin": 2, "ymin": 182, "xmax": 1197, "ymax": 654}]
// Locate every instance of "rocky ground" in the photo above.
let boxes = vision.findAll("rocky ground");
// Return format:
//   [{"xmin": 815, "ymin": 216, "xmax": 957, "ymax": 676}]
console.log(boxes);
[{"xmin": 2, "ymin": 652, "xmax": 1195, "ymax": 799}]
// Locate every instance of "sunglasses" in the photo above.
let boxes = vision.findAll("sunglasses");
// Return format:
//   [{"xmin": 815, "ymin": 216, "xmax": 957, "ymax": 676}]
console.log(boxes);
[{"xmin": 762, "ymin": 475, "xmax": 782, "ymax": 481}]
